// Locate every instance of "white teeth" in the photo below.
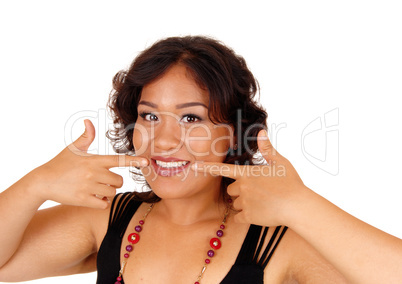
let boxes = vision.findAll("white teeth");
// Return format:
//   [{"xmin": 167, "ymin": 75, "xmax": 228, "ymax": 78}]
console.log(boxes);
[{"xmin": 155, "ymin": 160, "xmax": 189, "ymax": 168}]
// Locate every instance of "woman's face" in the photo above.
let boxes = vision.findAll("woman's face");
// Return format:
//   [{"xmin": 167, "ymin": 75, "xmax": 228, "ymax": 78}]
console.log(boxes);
[{"xmin": 133, "ymin": 64, "xmax": 234, "ymax": 200}]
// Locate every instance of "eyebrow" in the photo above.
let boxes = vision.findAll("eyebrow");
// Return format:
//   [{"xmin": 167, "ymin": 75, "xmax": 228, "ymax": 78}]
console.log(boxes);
[{"xmin": 138, "ymin": 101, "xmax": 208, "ymax": 109}]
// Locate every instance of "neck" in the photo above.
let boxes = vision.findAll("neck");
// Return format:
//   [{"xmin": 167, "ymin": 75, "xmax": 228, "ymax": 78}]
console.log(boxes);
[{"xmin": 154, "ymin": 192, "xmax": 226, "ymax": 226}]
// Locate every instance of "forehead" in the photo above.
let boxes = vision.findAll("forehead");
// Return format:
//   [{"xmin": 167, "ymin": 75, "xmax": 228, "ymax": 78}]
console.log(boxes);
[{"xmin": 140, "ymin": 64, "xmax": 209, "ymax": 107}]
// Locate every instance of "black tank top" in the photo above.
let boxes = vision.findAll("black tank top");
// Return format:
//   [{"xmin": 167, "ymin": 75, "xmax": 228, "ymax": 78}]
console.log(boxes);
[{"xmin": 96, "ymin": 192, "xmax": 288, "ymax": 283}]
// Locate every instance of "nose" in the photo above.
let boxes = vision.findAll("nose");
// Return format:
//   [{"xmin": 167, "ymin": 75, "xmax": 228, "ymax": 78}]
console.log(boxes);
[{"xmin": 152, "ymin": 116, "xmax": 184, "ymax": 154}]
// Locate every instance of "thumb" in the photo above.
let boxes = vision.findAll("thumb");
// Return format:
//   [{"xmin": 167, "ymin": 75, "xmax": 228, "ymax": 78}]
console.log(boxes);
[
  {"xmin": 257, "ymin": 129, "xmax": 281, "ymax": 163},
  {"xmin": 71, "ymin": 119, "xmax": 96, "ymax": 152}
]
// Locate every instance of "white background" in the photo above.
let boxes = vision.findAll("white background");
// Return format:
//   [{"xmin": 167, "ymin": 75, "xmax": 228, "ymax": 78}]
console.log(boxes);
[{"xmin": 0, "ymin": 0, "xmax": 401, "ymax": 283}]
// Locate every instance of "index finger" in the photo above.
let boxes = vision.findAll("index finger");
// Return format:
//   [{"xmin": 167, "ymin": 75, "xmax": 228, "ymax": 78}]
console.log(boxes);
[
  {"xmin": 96, "ymin": 155, "xmax": 149, "ymax": 168},
  {"xmin": 191, "ymin": 162, "xmax": 241, "ymax": 179}
]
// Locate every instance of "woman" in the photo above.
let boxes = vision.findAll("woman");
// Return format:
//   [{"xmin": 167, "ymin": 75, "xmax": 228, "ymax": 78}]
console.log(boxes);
[{"xmin": 0, "ymin": 36, "xmax": 400, "ymax": 283}]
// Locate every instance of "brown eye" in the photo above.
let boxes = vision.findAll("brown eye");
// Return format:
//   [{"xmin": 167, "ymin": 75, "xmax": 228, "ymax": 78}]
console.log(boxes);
[
  {"xmin": 140, "ymin": 112, "xmax": 158, "ymax": 121},
  {"xmin": 148, "ymin": 114, "xmax": 158, "ymax": 121},
  {"xmin": 181, "ymin": 114, "xmax": 201, "ymax": 123}
]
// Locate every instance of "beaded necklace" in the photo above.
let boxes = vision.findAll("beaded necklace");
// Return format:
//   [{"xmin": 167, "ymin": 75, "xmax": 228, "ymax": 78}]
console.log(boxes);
[{"xmin": 115, "ymin": 203, "xmax": 230, "ymax": 284}]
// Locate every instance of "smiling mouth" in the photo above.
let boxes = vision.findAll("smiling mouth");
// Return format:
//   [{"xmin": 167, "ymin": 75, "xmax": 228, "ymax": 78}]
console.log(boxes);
[
  {"xmin": 151, "ymin": 159, "xmax": 191, "ymax": 177},
  {"xmin": 154, "ymin": 159, "xmax": 190, "ymax": 168}
]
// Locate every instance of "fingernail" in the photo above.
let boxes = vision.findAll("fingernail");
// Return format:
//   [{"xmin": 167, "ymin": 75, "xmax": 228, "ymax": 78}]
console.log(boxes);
[{"xmin": 140, "ymin": 159, "xmax": 149, "ymax": 166}]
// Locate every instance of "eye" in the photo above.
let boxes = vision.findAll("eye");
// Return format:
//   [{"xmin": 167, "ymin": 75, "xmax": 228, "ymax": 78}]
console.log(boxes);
[
  {"xmin": 181, "ymin": 114, "xmax": 202, "ymax": 123},
  {"xmin": 139, "ymin": 112, "xmax": 158, "ymax": 121}
]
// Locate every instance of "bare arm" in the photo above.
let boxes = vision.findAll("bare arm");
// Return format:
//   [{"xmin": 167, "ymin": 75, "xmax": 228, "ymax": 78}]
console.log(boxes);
[
  {"xmin": 0, "ymin": 202, "xmax": 102, "ymax": 282},
  {"xmin": 193, "ymin": 130, "xmax": 402, "ymax": 283},
  {"xmin": 288, "ymin": 187, "xmax": 402, "ymax": 284},
  {"xmin": 0, "ymin": 168, "xmax": 104, "ymax": 281},
  {"xmin": 281, "ymin": 229, "xmax": 348, "ymax": 284},
  {"xmin": 0, "ymin": 120, "xmax": 148, "ymax": 281},
  {"xmin": 0, "ymin": 176, "xmax": 45, "ymax": 270}
]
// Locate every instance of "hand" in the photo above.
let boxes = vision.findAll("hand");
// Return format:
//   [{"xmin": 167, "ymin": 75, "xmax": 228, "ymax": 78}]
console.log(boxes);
[
  {"xmin": 192, "ymin": 130, "xmax": 307, "ymax": 226},
  {"xmin": 27, "ymin": 119, "xmax": 149, "ymax": 209}
]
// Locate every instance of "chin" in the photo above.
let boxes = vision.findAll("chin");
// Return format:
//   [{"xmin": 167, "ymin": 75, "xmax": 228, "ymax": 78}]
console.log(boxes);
[
  {"xmin": 148, "ymin": 181, "xmax": 194, "ymax": 200},
  {"xmin": 143, "ymin": 168, "xmax": 221, "ymax": 200},
  {"xmin": 142, "ymin": 168, "xmax": 192, "ymax": 198}
]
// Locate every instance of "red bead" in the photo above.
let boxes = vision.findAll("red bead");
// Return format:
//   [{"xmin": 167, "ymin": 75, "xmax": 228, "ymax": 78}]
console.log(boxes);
[
  {"xmin": 210, "ymin": 237, "xmax": 221, "ymax": 249},
  {"xmin": 115, "ymin": 282, "xmax": 121, "ymax": 284},
  {"xmin": 205, "ymin": 258, "xmax": 211, "ymax": 264},
  {"xmin": 220, "ymin": 224, "xmax": 225, "ymax": 229},
  {"xmin": 117, "ymin": 276, "xmax": 122, "ymax": 281},
  {"xmin": 195, "ymin": 282, "xmax": 200, "ymax": 284},
  {"xmin": 139, "ymin": 220, "xmax": 145, "ymax": 225},
  {"xmin": 124, "ymin": 253, "xmax": 129, "ymax": 258},
  {"xmin": 128, "ymin": 233, "xmax": 140, "ymax": 244}
]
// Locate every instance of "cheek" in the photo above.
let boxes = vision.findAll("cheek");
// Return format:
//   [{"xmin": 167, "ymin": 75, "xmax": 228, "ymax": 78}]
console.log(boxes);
[
  {"xmin": 133, "ymin": 124, "xmax": 150, "ymax": 155},
  {"xmin": 185, "ymin": 125, "xmax": 231, "ymax": 160}
]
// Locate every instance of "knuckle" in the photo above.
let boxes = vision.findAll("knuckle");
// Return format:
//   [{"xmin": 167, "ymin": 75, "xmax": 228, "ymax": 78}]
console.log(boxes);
[
  {"xmin": 84, "ymin": 171, "xmax": 94, "ymax": 180},
  {"xmin": 81, "ymin": 182, "xmax": 94, "ymax": 193},
  {"xmin": 80, "ymin": 183, "xmax": 89, "ymax": 191},
  {"xmin": 75, "ymin": 192, "xmax": 87, "ymax": 203}
]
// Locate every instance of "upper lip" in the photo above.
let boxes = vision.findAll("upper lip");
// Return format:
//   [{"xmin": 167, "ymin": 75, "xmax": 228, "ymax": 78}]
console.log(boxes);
[{"xmin": 151, "ymin": 156, "xmax": 190, "ymax": 163}]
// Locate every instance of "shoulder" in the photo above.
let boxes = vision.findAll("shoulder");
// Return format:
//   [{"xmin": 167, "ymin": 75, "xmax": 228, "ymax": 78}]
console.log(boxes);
[{"xmin": 271, "ymin": 228, "xmax": 348, "ymax": 283}]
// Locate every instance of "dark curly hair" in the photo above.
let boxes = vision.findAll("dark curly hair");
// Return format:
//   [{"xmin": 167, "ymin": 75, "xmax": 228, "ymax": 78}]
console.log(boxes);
[{"xmin": 107, "ymin": 35, "xmax": 268, "ymax": 202}]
